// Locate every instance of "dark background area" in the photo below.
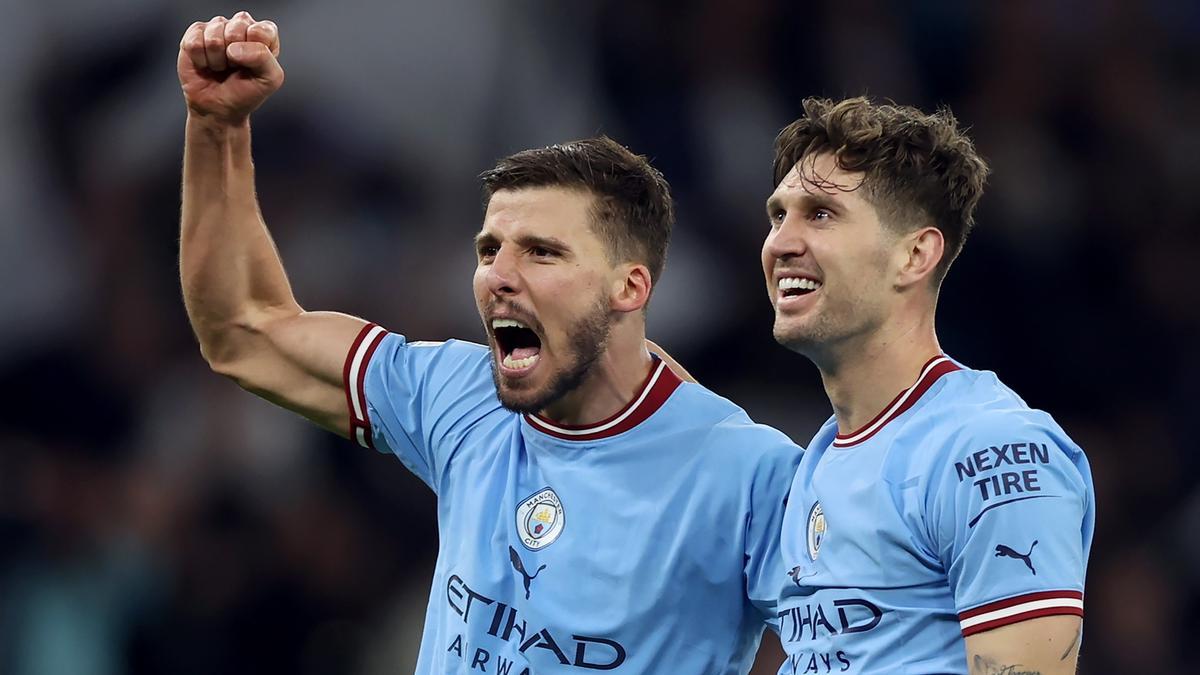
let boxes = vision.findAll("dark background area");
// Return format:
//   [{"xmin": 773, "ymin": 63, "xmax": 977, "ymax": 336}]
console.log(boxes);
[{"xmin": 1, "ymin": 1, "xmax": 1196, "ymax": 673}]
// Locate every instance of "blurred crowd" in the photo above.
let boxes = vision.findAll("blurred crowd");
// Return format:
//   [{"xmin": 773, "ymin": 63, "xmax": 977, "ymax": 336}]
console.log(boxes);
[{"xmin": 1, "ymin": 1, "xmax": 1197, "ymax": 673}]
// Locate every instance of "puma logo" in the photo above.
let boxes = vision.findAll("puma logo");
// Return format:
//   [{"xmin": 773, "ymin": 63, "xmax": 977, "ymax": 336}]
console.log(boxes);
[
  {"xmin": 787, "ymin": 565, "xmax": 817, "ymax": 587},
  {"xmin": 994, "ymin": 540, "xmax": 1038, "ymax": 575},
  {"xmin": 509, "ymin": 546, "xmax": 546, "ymax": 599}
]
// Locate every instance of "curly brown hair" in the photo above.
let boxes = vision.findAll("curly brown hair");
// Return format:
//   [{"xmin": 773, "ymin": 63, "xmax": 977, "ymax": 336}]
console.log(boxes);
[{"xmin": 773, "ymin": 97, "xmax": 990, "ymax": 282}]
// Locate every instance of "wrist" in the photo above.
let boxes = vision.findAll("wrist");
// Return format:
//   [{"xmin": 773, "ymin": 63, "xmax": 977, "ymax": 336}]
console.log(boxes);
[{"xmin": 186, "ymin": 111, "xmax": 252, "ymax": 134}]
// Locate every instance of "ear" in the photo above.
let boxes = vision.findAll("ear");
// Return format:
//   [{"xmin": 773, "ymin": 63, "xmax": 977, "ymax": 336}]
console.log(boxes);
[
  {"xmin": 611, "ymin": 263, "xmax": 653, "ymax": 313},
  {"xmin": 894, "ymin": 226, "xmax": 944, "ymax": 290}
]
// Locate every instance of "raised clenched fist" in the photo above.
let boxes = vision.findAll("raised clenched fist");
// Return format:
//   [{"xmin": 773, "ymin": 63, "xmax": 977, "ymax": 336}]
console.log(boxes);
[{"xmin": 178, "ymin": 11, "xmax": 283, "ymax": 124}]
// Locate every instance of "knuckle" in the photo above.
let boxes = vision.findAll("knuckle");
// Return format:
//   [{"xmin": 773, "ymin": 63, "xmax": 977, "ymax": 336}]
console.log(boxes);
[
  {"xmin": 182, "ymin": 23, "xmax": 203, "ymax": 43},
  {"xmin": 204, "ymin": 37, "xmax": 224, "ymax": 49},
  {"xmin": 249, "ymin": 26, "xmax": 276, "ymax": 44}
]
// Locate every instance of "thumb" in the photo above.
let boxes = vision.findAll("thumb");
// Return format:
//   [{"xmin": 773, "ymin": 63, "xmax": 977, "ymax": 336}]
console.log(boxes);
[{"xmin": 226, "ymin": 41, "xmax": 279, "ymax": 77}]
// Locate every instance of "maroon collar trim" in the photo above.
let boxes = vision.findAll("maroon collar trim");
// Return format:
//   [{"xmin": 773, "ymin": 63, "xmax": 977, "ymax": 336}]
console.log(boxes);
[
  {"xmin": 524, "ymin": 359, "xmax": 683, "ymax": 442},
  {"xmin": 832, "ymin": 355, "xmax": 961, "ymax": 448}
]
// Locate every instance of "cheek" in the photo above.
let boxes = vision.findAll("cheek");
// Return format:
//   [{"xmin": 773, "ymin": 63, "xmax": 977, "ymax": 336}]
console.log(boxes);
[
  {"xmin": 570, "ymin": 265, "xmax": 610, "ymax": 296},
  {"xmin": 538, "ymin": 268, "xmax": 586, "ymax": 298},
  {"xmin": 839, "ymin": 248, "xmax": 892, "ymax": 302},
  {"xmin": 472, "ymin": 269, "xmax": 489, "ymax": 301},
  {"xmin": 538, "ymin": 271, "xmax": 596, "ymax": 313}
]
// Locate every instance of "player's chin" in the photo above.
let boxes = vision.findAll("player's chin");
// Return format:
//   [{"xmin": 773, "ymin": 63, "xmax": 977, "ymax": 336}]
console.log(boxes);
[
  {"xmin": 772, "ymin": 317, "xmax": 815, "ymax": 351},
  {"xmin": 495, "ymin": 379, "xmax": 552, "ymax": 414}
]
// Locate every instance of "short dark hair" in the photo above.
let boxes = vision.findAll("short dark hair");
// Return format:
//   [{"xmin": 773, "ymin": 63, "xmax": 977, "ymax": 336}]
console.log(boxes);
[
  {"xmin": 480, "ymin": 136, "xmax": 675, "ymax": 288},
  {"xmin": 773, "ymin": 97, "xmax": 990, "ymax": 282}
]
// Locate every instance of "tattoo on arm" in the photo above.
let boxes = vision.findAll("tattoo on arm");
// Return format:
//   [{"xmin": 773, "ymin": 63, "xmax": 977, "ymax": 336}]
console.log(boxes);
[
  {"xmin": 971, "ymin": 655, "xmax": 1042, "ymax": 675},
  {"xmin": 1059, "ymin": 625, "xmax": 1082, "ymax": 661}
]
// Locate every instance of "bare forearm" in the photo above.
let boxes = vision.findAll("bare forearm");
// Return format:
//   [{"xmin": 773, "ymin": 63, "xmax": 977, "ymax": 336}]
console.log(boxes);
[
  {"xmin": 180, "ymin": 114, "xmax": 301, "ymax": 364},
  {"xmin": 174, "ymin": 13, "xmax": 364, "ymax": 434}
]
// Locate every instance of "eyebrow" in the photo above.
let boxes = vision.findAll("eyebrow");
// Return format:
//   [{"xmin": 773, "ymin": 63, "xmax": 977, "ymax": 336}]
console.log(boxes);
[
  {"xmin": 473, "ymin": 231, "xmax": 573, "ymax": 253},
  {"xmin": 766, "ymin": 191, "xmax": 844, "ymax": 216}
]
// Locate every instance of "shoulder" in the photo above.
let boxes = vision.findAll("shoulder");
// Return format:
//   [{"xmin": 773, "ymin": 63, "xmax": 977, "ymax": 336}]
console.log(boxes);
[
  {"xmin": 914, "ymin": 367, "xmax": 1084, "ymax": 461},
  {"xmin": 395, "ymin": 336, "xmax": 490, "ymax": 358},
  {"xmin": 364, "ymin": 334, "xmax": 500, "ymax": 417},
  {"xmin": 906, "ymin": 369, "xmax": 1090, "ymax": 507},
  {"xmin": 370, "ymin": 334, "xmax": 491, "ymax": 373},
  {"xmin": 667, "ymin": 382, "xmax": 804, "ymax": 469}
]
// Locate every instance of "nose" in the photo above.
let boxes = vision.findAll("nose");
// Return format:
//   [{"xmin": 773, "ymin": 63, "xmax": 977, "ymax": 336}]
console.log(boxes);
[
  {"xmin": 764, "ymin": 215, "xmax": 809, "ymax": 262},
  {"xmin": 485, "ymin": 244, "xmax": 521, "ymax": 297}
]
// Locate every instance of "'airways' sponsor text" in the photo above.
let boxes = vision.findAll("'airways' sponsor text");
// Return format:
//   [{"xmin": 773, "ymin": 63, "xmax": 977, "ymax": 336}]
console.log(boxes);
[{"xmin": 445, "ymin": 574, "xmax": 627, "ymax": 672}]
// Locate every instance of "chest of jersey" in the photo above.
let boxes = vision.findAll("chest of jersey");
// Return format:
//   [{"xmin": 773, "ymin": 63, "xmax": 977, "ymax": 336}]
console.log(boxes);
[
  {"xmin": 423, "ymin": 421, "xmax": 754, "ymax": 674},
  {"xmin": 777, "ymin": 428, "xmax": 960, "ymax": 674},
  {"xmin": 790, "ymin": 437, "xmax": 942, "ymax": 587}
]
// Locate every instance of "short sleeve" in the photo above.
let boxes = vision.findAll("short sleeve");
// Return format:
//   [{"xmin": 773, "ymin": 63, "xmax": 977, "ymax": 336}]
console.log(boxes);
[
  {"xmin": 930, "ymin": 413, "xmax": 1094, "ymax": 637},
  {"xmin": 743, "ymin": 429, "xmax": 805, "ymax": 628},
  {"xmin": 342, "ymin": 324, "xmax": 500, "ymax": 491}
]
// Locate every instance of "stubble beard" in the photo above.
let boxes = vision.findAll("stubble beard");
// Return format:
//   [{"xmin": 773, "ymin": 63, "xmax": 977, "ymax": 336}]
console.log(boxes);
[
  {"xmin": 491, "ymin": 295, "xmax": 613, "ymax": 415},
  {"xmin": 773, "ymin": 293, "xmax": 874, "ymax": 362},
  {"xmin": 774, "ymin": 312, "xmax": 835, "ymax": 357}
]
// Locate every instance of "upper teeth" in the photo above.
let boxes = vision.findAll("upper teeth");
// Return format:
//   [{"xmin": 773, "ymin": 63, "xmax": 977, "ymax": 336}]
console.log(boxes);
[
  {"xmin": 492, "ymin": 318, "xmax": 528, "ymax": 329},
  {"xmin": 779, "ymin": 277, "xmax": 821, "ymax": 291}
]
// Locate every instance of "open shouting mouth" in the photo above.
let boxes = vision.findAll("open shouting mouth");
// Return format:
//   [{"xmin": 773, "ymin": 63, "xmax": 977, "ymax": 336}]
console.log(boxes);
[{"xmin": 491, "ymin": 317, "xmax": 544, "ymax": 377}]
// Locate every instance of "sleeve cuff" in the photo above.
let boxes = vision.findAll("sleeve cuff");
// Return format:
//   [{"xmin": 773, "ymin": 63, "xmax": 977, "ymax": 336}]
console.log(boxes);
[
  {"xmin": 958, "ymin": 590, "xmax": 1084, "ymax": 637},
  {"xmin": 343, "ymin": 323, "xmax": 388, "ymax": 449}
]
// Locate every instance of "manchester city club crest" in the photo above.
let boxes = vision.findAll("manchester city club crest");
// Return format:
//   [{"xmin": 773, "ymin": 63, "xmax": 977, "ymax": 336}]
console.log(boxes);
[
  {"xmin": 807, "ymin": 501, "xmax": 826, "ymax": 560},
  {"xmin": 516, "ymin": 487, "xmax": 565, "ymax": 550}
]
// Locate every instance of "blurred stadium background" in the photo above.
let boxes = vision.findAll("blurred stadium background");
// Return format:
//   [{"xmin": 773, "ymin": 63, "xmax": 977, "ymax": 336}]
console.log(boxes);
[{"xmin": 1, "ymin": 1, "xmax": 1197, "ymax": 673}]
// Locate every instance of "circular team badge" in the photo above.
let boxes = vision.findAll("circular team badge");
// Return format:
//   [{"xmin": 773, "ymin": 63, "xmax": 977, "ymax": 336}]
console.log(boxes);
[
  {"xmin": 807, "ymin": 501, "xmax": 826, "ymax": 560},
  {"xmin": 516, "ymin": 487, "xmax": 565, "ymax": 550}
]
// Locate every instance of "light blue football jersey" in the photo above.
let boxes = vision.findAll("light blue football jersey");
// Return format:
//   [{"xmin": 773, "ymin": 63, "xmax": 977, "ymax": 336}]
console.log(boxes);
[
  {"xmin": 776, "ymin": 356, "xmax": 1094, "ymax": 675},
  {"xmin": 343, "ymin": 324, "xmax": 803, "ymax": 674}
]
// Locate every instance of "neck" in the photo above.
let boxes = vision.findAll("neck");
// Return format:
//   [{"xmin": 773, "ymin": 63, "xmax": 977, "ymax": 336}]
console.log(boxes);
[
  {"xmin": 813, "ymin": 310, "xmax": 941, "ymax": 436},
  {"xmin": 538, "ymin": 323, "xmax": 653, "ymax": 426}
]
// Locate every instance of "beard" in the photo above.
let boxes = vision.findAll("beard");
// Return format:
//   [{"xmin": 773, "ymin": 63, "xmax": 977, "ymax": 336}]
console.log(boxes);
[
  {"xmin": 773, "ymin": 311, "xmax": 840, "ymax": 355},
  {"xmin": 772, "ymin": 291, "xmax": 884, "ymax": 361},
  {"xmin": 490, "ymin": 294, "xmax": 613, "ymax": 414}
]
